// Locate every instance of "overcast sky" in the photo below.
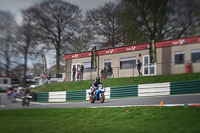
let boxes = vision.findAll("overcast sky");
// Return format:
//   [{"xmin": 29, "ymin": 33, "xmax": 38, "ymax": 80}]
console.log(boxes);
[
  {"xmin": 0, "ymin": 0, "xmax": 114, "ymax": 68},
  {"xmin": 0, "ymin": 0, "xmax": 114, "ymax": 24}
]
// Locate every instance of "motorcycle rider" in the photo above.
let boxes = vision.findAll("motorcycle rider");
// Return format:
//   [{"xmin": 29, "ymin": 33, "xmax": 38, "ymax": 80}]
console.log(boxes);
[
  {"xmin": 23, "ymin": 88, "xmax": 31, "ymax": 100},
  {"xmin": 22, "ymin": 88, "xmax": 32, "ymax": 106},
  {"xmin": 91, "ymin": 76, "xmax": 103, "ymax": 100},
  {"xmin": 24, "ymin": 88, "xmax": 30, "ymax": 96}
]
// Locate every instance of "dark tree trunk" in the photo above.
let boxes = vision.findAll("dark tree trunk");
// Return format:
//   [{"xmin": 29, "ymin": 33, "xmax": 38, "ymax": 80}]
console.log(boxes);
[
  {"xmin": 55, "ymin": 42, "xmax": 61, "ymax": 74},
  {"xmin": 23, "ymin": 38, "xmax": 30, "ymax": 85},
  {"xmin": 5, "ymin": 43, "xmax": 10, "ymax": 77},
  {"xmin": 56, "ymin": 50, "xmax": 60, "ymax": 74},
  {"xmin": 23, "ymin": 49, "xmax": 28, "ymax": 85}
]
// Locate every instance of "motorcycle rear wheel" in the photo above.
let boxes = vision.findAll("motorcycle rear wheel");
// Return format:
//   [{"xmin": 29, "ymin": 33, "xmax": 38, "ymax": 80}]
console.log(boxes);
[
  {"xmin": 27, "ymin": 100, "xmax": 30, "ymax": 106},
  {"xmin": 90, "ymin": 96, "xmax": 95, "ymax": 103}
]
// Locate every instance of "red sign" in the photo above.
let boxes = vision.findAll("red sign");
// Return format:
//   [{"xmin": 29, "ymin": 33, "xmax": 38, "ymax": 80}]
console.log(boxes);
[
  {"xmin": 65, "ymin": 36, "xmax": 200, "ymax": 60},
  {"xmin": 65, "ymin": 52, "xmax": 91, "ymax": 60},
  {"xmin": 97, "ymin": 43, "xmax": 149, "ymax": 56},
  {"xmin": 156, "ymin": 36, "xmax": 200, "ymax": 48}
]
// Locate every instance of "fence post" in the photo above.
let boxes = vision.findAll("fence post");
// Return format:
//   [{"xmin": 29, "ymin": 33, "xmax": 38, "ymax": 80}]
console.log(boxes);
[
  {"xmin": 118, "ymin": 67, "xmax": 119, "ymax": 78},
  {"xmin": 90, "ymin": 69, "xmax": 92, "ymax": 80}
]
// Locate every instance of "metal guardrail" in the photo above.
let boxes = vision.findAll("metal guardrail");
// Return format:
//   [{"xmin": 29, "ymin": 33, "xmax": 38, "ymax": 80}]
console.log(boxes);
[
  {"xmin": 110, "ymin": 85, "xmax": 138, "ymax": 98},
  {"xmin": 35, "ymin": 92, "xmax": 49, "ymax": 102},
  {"xmin": 170, "ymin": 80, "xmax": 200, "ymax": 95},
  {"xmin": 66, "ymin": 90, "xmax": 86, "ymax": 101},
  {"xmin": 34, "ymin": 80, "xmax": 200, "ymax": 102}
]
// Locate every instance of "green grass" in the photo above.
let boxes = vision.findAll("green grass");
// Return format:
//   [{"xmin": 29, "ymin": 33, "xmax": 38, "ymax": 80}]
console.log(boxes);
[
  {"xmin": 32, "ymin": 73, "xmax": 200, "ymax": 92},
  {"xmin": 0, "ymin": 106, "xmax": 200, "ymax": 133}
]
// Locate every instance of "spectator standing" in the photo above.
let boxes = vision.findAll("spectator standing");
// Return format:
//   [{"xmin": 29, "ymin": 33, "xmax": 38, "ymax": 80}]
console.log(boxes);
[
  {"xmin": 80, "ymin": 65, "xmax": 84, "ymax": 80},
  {"xmin": 77, "ymin": 64, "xmax": 81, "ymax": 80},
  {"xmin": 72, "ymin": 65, "xmax": 76, "ymax": 81},
  {"xmin": 137, "ymin": 59, "xmax": 142, "ymax": 76},
  {"xmin": 107, "ymin": 65, "xmax": 113, "ymax": 78}
]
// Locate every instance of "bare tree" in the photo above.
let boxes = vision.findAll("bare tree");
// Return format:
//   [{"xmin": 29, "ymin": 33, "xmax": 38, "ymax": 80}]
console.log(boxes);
[
  {"xmin": 120, "ymin": 0, "xmax": 200, "ymax": 42},
  {"xmin": 15, "ymin": 20, "xmax": 39, "ymax": 84},
  {"xmin": 85, "ymin": 2, "xmax": 122, "ymax": 48},
  {"xmin": 22, "ymin": 0, "xmax": 82, "ymax": 73},
  {"xmin": 0, "ymin": 11, "xmax": 17, "ymax": 76},
  {"xmin": 168, "ymin": 0, "xmax": 200, "ymax": 38},
  {"xmin": 69, "ymin": 21, "xmax": 95, "ymax": 53}
]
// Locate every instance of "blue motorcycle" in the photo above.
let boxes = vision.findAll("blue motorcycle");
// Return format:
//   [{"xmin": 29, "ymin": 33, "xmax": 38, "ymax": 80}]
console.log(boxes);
[{"xmin": 89, "ymin": 84, "xmax": 105, "ymax": 103}]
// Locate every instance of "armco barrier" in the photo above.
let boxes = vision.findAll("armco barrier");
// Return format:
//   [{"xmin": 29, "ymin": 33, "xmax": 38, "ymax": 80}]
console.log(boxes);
[
  {"xmin": 34, "ymin": 80, "xmax": 200, "ymax": 102},
  {"xmin": 110, "ymin": 85, "xmax": 138, "ymax": 98},
  {"xmin": 49, "ymin": 91, "xmax": 66, "ymax": 102},
  {"xmin": 138, "ymin": 82, "xmax": 170, "ymax": 97},
  {"xmin": 66, "ymin": 90, "xmax": 86, "ymax": 101},
  {"xmin": 35, "ymin": 92, "xmax": 49, "ymax": 102},
  {"xmin": 170, "ymin": 80, "xmax": 200, "ymax": 95}
]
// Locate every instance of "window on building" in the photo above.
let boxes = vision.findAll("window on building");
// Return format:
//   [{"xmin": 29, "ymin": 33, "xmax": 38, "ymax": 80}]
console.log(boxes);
[
  {"xmin": 104, "ymin": 60, "xmax": 111, "ymax": 68},
  {"xmin": 143, "ymin": 55, "xmax": 156, "ymax": 76},
  {"xmin": 174, "ymin": 52, "xmax": 185, "ymax": 64},
  {"xmin": 191, "ymin": 50, "xmax": 200, "ymax": 63},
  {"xmin": 83, "ymin": 62, "xmax": 96, "ymax": 72},
  {"xmin": 3, "ymin": 79, "xmax": 8, "ymax": 84},
  {"xmin": 120, "ymin": 57, "xmax": 136, "ymax": 69}
]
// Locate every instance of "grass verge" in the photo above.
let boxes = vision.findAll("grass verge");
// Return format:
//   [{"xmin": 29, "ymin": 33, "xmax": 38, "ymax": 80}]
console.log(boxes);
[
  {"xmin": 32, "ymin": 73, "xmax": 200, "ymax": 92},
  {"xmin": 0, "ymin": 106, "xmax": 200, "ymax": 133}
]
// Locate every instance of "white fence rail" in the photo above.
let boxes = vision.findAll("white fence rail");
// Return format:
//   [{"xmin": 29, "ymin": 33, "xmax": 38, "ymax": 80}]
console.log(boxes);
[
  {"xmin": 138, "ymin": 82, "xmax": 170, "ymax": 97},
  {"xmin": 48, "ymin": 91, "xmax": 66, "ymax": 102}
]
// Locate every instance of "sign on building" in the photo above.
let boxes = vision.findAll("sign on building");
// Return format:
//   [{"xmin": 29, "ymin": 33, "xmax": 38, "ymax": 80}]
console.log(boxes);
[
  {"xmin": 149, "ymin": 39, "xmax": 157, "ymax": 63},
  {"xmin": 42, "ymin": 55, "xmax": 47, "ymax": 74},
  {"xmin": 91, "ymin": 46, "xmax": 97, "ymax": 69}
]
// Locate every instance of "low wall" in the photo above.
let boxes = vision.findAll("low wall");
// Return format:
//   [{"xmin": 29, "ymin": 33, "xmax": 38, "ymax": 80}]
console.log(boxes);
[
  {"xmin": 49, "ymin": 91, "xmax": 66, "ymax": 102},
  {"xmin": 35, "ymin": 80, "xmax": 200, "ymax": 102},
  {"xmin": 138, "ymin": 82, "xmax": 170, "ymax": 97}
]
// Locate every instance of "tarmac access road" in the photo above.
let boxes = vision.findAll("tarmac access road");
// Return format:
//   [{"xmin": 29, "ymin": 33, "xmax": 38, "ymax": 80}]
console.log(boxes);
[{"xmin": 0, "ymin": 93, "xmax": 200, "ymax": 110}]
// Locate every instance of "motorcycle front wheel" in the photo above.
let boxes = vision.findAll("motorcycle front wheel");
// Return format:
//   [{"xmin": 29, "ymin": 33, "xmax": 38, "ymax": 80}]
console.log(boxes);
[
  {"xmin": 99, "ymin": 94, "xmax": 105, "ymax": 103},
  {"xmin": 22, "ymin": 99, "xmax": 25, "ymax": 106}
]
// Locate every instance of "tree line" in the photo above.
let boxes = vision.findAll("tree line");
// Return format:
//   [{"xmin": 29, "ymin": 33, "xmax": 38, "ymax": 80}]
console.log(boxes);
[{"xmin": 0, "ymin": 0, "xmax": 199, "ymax": 85}]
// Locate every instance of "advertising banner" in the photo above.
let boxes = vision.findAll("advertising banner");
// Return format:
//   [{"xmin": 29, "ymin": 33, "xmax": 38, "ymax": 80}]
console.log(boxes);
[
  {"xmin": 42, "ymin": 55, "xmax": 47, "ymax": 74},
  {"xmin": 91, "ymin": 46, "xmax": 97, "ymax": 69},
  {"xmin": 149, "ymin": 39, "xmax": 157, "ymax": 63}
]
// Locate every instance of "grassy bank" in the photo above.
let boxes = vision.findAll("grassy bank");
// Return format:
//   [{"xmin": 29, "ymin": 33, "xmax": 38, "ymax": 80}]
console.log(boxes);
[
  {"xmin": 32, "ymin": 73, "xmax": 200, "ymax": 92},
  {"xmin": 0, "ymin": 106, "xmax": 200, "ymax": 133}
]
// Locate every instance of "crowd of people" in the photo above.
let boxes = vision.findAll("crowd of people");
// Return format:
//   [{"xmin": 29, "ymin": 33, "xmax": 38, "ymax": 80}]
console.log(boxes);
[
  {"xmin": 72, "ymin": 64, "xmax": 84, "ymax": 81},
  {"xmin": 72, "ymin": 59, "xmax": 143, "ymax": 81}
]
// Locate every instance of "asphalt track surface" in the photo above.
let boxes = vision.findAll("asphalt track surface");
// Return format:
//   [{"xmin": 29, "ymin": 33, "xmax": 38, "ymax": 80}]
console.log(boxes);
[{"xmin": 1, "ymin": 93, "xmax": 200, "ymax": 110}]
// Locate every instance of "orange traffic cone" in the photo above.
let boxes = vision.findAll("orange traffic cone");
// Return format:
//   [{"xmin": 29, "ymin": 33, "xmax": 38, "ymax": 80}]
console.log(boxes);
[{"xmin": 160, "ymin": 100, "xmax": 163, "ymax": 107}]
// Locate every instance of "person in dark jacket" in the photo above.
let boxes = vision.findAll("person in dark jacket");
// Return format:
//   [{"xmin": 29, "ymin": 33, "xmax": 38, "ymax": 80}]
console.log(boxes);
[
  {"xmin": 107, "ymin": 65, "xmax": 113, "ymax": 78},
  {"xmin": 91, "ymin": 76, "xmax": 102, "ymax": 100},
  {"xmin": 80, "ymin": 65, "xmax": 84, "ymax": 80},
  {"xmin": 72, "ymin": 65, "xmax": 76, "ymax": 81},
  {"xmin": 136, "ymin": 59, "xmax": 142, "ymax": 76}
]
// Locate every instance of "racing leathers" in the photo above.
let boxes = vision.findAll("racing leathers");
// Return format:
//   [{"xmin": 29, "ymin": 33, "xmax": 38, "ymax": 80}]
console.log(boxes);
[{"xmin": 91, "ymin": 80, "xmax": 103, "ymax": 100}]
